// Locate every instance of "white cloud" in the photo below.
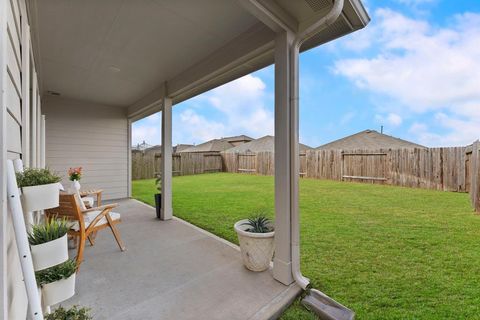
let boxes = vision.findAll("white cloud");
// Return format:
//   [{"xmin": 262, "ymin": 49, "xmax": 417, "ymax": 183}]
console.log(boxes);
[
  {"xmin": 375, "ymin": 113, "xmax": 403, "ymax": 127},
  {"xmin": 176, "ymin": 109, "xmax": 226, "ymax": 144},
  {"xmin": 134, "ymin": 74, "xmax": 273, "ymax": 146},
  {"xmin": 177, "ymin": 74, "xmax": 273, "ymax": 143},
  {"xmin": 334, "ymin": 9, "xmax": 480, "ymax": 146},
  {"xmin": 132, "ymin": 113, "xmax": 161, "ymax": 146}
]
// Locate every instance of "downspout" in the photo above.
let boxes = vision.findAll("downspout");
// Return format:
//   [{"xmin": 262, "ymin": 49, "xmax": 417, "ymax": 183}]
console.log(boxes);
[{"xmin": 290, "ymin": 0, "xmax": 344, "ymax": 290}]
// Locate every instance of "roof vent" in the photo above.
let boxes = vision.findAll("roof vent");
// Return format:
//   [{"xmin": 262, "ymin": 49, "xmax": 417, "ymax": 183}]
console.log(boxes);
[
  {"xmin": 305, "ymin": 0, "xmax": 331, "ymax": 12},
  {"xmin": 47, "ymin": 90, "xmax": 61, "ymax": 96}
]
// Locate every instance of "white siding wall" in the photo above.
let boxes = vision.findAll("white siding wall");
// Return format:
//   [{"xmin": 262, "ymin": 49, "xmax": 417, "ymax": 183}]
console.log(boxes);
[
  {"xmin": 44, "ymin": 96, "xmax": 129, "ymax": 200},
  {"xmin": 1, "ymin": 0, "xmax": 37, "ymax": 318}
]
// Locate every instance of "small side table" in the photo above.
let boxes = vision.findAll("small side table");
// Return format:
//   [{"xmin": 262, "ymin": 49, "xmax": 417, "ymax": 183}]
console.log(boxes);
[{"xmin": 79, "ymin": 189, "xmax": 103, "ymax": 207}]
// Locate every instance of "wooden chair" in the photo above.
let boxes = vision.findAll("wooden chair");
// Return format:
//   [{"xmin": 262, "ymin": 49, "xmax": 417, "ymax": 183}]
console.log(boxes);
[{"xmin": 46, "ymin": 193, "xmax": 125, "ymax": 269}]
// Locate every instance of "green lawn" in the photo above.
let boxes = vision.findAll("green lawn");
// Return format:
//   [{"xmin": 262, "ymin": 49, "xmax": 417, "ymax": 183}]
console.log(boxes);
[{"xmin": 132, "ymin": 173, "xmax": 479, "ymax": 319}]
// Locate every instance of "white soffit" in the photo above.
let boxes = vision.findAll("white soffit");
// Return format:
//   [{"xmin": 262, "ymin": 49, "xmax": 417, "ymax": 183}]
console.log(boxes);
[
  {"xmin": 31, "ymin": 0, "xmax": 368, "ymax": 111},
  {"xmin": 33, "ymin": 0, "xmax": 258, "ymax": 107}
]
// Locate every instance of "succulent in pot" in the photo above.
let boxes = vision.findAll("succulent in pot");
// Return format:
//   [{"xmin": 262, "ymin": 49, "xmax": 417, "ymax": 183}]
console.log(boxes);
[
  {"xmin": 16, "ymin": 168, "xmax": 62, "ymax": 212},
  {"xmin": 154, "ymin": 176, "xmax": 162, "ymax": 219},
  {"xmin": 36, "ymin": 259, "xmax": 77, "ymax": 306},
  {"xmin": 46, "ymin": 305, "xmax": 92, "ymax": 320},
  {"xmin": 29, "ymin": 218, "xmax": 70, "ymax": 271},
  {"xmin": 234, "ymin": 215, "xmax": 275, "ymax": 272}
]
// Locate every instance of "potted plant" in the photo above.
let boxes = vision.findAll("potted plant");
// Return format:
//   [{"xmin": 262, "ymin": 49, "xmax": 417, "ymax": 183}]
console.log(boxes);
[
  {"xmin": 46, "ymin": 305, "xmax": 92, "ymax": 320},
  {"xmin": 29, "ymin": 218, "xmax": 70, "ymax": 271},
  {"xmin": 154, "ymin": 176, "xmax": 162, "ymax": 219},
  {"xmin": 16, "ymin": 168, "xmax": 62, "ymax": 212},
  {"xmin": 234, "ymin": 215, "xmax": 275, "ymax": 272},
  {"xmin": 68, "ymin": 167, "xmax": 82, "ymax": 192},
  {"xmin": 36, "ymin": 259, "xmax": 77, "ymax": 306}
]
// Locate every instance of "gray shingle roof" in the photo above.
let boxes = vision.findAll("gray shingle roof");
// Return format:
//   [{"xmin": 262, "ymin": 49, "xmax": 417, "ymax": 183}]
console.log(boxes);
[
  {"xmin": 316, "ymin": 130, "xmax": 426, "ymax": 150},
  {"xmin": 221, "ymin": 135, "xmax": 254, "ymax": 143},
  {"xmin": 223, "ymin": 135, "xmax": 312, "ymax": 153},
  {"xmin": 179, "ymin": 139, "xmax": 234, "ymax": 153}
]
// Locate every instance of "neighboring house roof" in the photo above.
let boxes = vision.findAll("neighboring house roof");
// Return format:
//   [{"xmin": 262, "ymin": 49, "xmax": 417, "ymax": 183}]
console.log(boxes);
[
  {"xmin": 174, "ymin": 144, "xmax": 194, "ymax": 153},
  {"xmin": 142, "ymin": 144, "xmax": 195, "ymax": 153},
  {"xmin": 179, "ymin": 139, "xmax": 234, "ymax": 153},
  {"xmin": 316, "ymin": 130, "xmax": 426, "ymax": 150},
  {"xmin": 132, "ymin": 141, "xmax": 152, "ymax": 151},
  {"xmin": 223, "ymin": 135, "xmax": 312, "ymax": 153},
  {"xmin": 144, "ymin": 145, "xmax": 161, "ymax": 153},
  {"xmin": 221, "ymin": 135, "xmax": 254, "ymax": 143}
]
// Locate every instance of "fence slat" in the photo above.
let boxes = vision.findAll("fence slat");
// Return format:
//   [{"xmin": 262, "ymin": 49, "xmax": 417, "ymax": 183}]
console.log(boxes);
[{"xmin": 132, "ymin": 146, "xmax": 474, "ymax": 198}]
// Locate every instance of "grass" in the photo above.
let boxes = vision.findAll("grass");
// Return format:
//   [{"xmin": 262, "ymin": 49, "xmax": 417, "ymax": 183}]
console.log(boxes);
[{"xmin": 133, "ymin": 173, "xmax": 480, "ymax": 319}]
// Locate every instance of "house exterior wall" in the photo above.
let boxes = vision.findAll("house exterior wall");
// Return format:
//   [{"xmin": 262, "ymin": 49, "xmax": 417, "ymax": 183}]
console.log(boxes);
[
  {"xmin": 43, "ymin": 96, "xmax": 129, "ymax": 200},
  {"xmin": 1, "ymin": 0, "xmax": 42, "ymax": 318}
]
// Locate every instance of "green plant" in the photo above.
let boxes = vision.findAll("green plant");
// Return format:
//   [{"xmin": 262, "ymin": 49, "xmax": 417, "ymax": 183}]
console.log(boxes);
[
  {"xmin": 155, "ymin": 176, "xmax": 162, "ymax": 193},
  {"xmin": 242, "ymin": 215, "xmax": 273, "ymax": 233},
  {"xmin": 45, "ymin": 305, "xmax": 92, "ymax": 320},
  {"xmin": 28, "ymin": 218, "xmax": 70, "ymax": 246},
  {"xmin": 16, "ymin": 168, "xmax": 61, "ymax": 188},
  {"xmin": 36, "ymin": 259, "xmax": 77, "ymax": 286},
  {"xmin": 133, "ymin": 174, "xmax": 479, "ymax": 319}
]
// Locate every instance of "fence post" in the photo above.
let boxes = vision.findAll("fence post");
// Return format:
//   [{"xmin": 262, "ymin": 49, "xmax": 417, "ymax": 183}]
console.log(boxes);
[{"xmin": 471, "ymin": 140, "xmax": 480, "ymax": 213}]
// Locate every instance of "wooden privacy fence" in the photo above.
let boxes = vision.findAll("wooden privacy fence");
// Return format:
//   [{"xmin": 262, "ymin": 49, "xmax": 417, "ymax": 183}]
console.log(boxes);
[
  {"xmin": 222, "ymin": 147, "xmax": 478, "ymax": 194},
  {"xmin": 466, "ymin": 141, "xmax": 480, "ymax": 212},
  {"xmin": 132, "ymin": 144, "xmax": 480, "ymax": 212},
  {"xmin": 131, "ymin": 151, "xmax": 222, "ymax": 180},
  {"xmin": 222, "ymin": 152, "xmax": 307, "ymax": 176}
]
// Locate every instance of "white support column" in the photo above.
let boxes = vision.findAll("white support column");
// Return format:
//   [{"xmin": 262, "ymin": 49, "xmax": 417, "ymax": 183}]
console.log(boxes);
[
  {"xmin": 36, "ymin": 96, "xmax": 41, "ymax": 167},
  {"xmin": 39, "ymin": 115, "xmax": 45, "ymax": 168},
  {"xmin": 127, "ymin": 119, "xmax": 132, "ymax": 198},
  {"xmin": 273, "ymin": 31, "xmax": 295, "ymax": 285},
  {"xmin": 30, "ymin": 75, "xmax": 37, "ymax": 167},
  {"xmin": 160, "ymin": 97, "xmax": 173, "ymax": 220},
  {"xmin": 21, "ymin": 24, "xmax": 30, "ymax": 168}
]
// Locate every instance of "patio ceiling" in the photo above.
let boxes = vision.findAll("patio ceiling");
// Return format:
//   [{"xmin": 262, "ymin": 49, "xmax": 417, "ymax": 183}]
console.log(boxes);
[{"xmin": 28, "ymin": 0, "xmax": 368, "ymax": 112}]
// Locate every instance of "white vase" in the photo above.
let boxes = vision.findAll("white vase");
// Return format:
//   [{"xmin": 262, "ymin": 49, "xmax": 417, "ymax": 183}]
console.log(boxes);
[
  {"xmin": 42, "ymin": 273, "xmax": 76, "ymax": 306},
  {"xmin": 31, "ymin": 234, "xmax": 69, "ymax": 271},
  {"xmin": 21, "ymin": 183, "xmax": 60, "ymax": 212},
  {"xmin": 234, "ymin": 219, "xmax": 275, "ymax": 272},
  {"xmin": 69, "ymin": 180, "xmax": 81, "ymax": 193}
]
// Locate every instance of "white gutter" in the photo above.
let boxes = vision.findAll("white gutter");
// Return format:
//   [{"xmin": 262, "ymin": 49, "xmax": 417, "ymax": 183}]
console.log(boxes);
[{"xmin": 289, "ymin": 0, "xmax": 345, "ymax": 290}]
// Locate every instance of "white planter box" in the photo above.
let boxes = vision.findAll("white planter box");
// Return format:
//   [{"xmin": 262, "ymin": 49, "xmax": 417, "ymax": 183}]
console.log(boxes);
[
  {"xmin": 42, "ymin": 273, "xmax": 76, "ymax": 306},
  {"xmin": 31, "ymin": 234, "xmax": 69, "ymax": 271},
  {"xmin": 21, "ymin": 183, "xmax": 60, "ymax": 212},
  {"xmin": 234, "ymin": 219, "xmax": 275, "ymax": 272}
]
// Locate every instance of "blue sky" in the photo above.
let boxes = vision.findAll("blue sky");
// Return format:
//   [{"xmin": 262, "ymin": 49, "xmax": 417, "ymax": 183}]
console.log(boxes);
[{"xmin": 133, "ymin": 0, "xmax": 480, "ymax": 148}]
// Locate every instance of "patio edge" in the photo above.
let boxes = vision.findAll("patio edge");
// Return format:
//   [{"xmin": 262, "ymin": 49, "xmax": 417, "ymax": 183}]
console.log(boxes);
[
  {"xmin": 249, "ymin": 282, "xmax": 302, "ymax": 320},
  {"xmin": 129, "ymin": 198, "xmax": 302, "ymax": 319},
  {"xmin": 129, "ymin": 198, "xmax": 240, "ymax": 251}
]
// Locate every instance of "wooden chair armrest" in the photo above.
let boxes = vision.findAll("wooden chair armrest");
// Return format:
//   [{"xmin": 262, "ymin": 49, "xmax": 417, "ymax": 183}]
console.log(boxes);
[
  {"xmin": 80, "ymin": 189, "xmax": 103, "ymax": 196},
  {"xmin": 82, "ymin": 203, "xmax": 118, "ymax": 213}
]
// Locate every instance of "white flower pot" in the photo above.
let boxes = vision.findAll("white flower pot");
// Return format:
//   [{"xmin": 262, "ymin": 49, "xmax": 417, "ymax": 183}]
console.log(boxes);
[
  {"xmin": 42, "ymin": 273, "xmax": 76, "ymax": 306},
  {"xmin": 234, "ymin": 219, "xmax": 275, "ymax": 272},
  {"xmin": 21, "ymin": 183, "xmax": 60, "ymax": 212},
  {"xmin": 31, "ymin": 234, "xmax": 69, "ymax": 271},
  {"xmin": 69, "ymin": 180, "xmax": 81, "ymax": 193}
]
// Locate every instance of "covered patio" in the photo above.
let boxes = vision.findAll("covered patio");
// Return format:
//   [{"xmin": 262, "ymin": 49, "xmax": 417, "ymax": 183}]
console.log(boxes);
[
  {"xmin": 65, "ymin": 199, "xmax": 300, "ymax": 320},
  {"xmin": 1, "ymin": 0, "xmax": 369, "ymax": 319}
]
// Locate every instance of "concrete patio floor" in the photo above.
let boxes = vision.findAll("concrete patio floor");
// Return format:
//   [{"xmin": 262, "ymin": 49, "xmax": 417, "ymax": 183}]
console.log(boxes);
[{"xmin": 63, "ymin": 199, "xmax": 301, "ymax": 320}]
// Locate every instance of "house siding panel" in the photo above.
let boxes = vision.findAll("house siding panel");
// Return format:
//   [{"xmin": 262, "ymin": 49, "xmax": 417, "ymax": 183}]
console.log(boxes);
[
  {"xmin": 6, "ymin": 32, "xmax": 20, "ymax": 92},
  {"xmin": 6, "ymin": 113, "xmax": 21, "ymax": 153},
  {"xmin": 44, "ymin": 96, "xmax": 128, "ymax": 200},
  {"xmin": 2, "ymin": 0, "xmax": 29, "ymax": 318},
  {"xmin": 5, "ymin": 76, "xmax": 20, "ymax": 121}
]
